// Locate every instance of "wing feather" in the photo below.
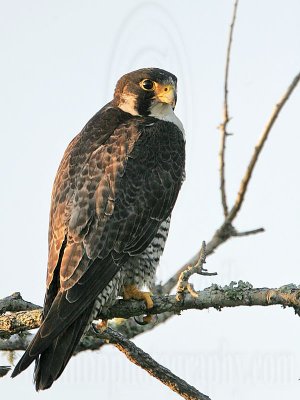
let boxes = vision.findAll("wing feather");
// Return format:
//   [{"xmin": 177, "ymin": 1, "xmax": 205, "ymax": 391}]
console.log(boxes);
[{"xmin": 12, "ymin": 110, "xmax": 185, "ymax": 384}]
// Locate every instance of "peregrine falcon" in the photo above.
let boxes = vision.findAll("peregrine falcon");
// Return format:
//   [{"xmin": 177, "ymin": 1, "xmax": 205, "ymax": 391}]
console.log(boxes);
[{"xmin": 12, "ymin": 68, "xmax": 185, "ymax": 390}]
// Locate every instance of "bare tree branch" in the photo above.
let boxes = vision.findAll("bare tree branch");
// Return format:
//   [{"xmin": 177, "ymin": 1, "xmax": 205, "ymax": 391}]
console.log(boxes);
[
  {"xmin": 0, "ymin": 292, "xmax": 41, "ymax": 314},
  {"xmin": 231, "ymin": 227, "xmax": 265, "ymax": 237},
  {"xmin": 1, "ymin": 283, "xmax": 300, "ymax": 339},
  {"xmin": 0, "ymin": 333, "xmax": 33, "ymax": 352},
  {"xmin": 162, "ymin": 222, "xmax": 240, "ymax": 294},
  {"xmin": 176, "ymin": 241, "xmax": 217, "ymax": 301},
  {"xmin": 1, "ymin": 284, "xmax": 299, "ymax": 396},
  {"xmin": 0, "ymin": 310, "xmax": 41, "ymax": 338},
  {"xmin": 218, "ymin": 0, "xmax": 239, "ymax": 217},
  {"xmin": 0, "ymin": 311, "xmax": 175, "ymax": 354},
  {"xmin": 226, "ymin": 70, "xmax": 300, "ymax": 224},
  {"xmin": 97, "ymin": 327, "xmax": 211, "ymax": 400}
]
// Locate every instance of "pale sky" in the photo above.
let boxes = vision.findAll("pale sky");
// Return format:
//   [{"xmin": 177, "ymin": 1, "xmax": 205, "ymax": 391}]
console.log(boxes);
[{"xmin": 1, "ymin": 1, "xmax": 300, "ymax": 399}]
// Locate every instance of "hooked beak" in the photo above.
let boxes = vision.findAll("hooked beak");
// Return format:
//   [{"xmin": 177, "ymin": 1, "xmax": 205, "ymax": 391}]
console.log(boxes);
[{"xmin": 155, "ymin": 83, "xmax": 177, "ymax": 108}]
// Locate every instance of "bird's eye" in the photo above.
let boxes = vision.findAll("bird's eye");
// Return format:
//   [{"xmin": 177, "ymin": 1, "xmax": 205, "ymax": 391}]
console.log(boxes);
[{"xmin": 141, "ymin": 79, "xmax": 154, "ymax": 91}]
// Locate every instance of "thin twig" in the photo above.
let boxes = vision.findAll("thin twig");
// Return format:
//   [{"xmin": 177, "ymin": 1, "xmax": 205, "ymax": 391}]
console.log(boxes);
[
  {"xmin": 218, "ymin": 0, "xmax": 239, "ymax": 217},
  {"xmin": 96, "ymin": 327, "xmax": 211, "ymax": 400},
  {"xmin": 232, "ymin": 227, "xmax": 265, "ymax": 237},
  {"xmin": 176, "ymin": 241, "xmax": 217, "ymax": 300},
  {"xmin": 162, "ymin": 221, "xmax": 239, "ymax": 294},
  {"xmin": 226, "ymin": 71, "xmax": 300, "ymax": 224}
]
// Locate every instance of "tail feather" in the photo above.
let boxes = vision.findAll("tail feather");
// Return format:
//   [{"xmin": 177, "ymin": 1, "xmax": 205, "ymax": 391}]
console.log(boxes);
[
  {"xmin": 11, "ymin": 302, "xmax": 94, "ymax": 390},
  {"xmin": 11, "ymin": 255, "xmax": 119, "ymax": 389},
  {"xmin": 34, "ymin": 304, "xmax": 93, "ymax": 390}
]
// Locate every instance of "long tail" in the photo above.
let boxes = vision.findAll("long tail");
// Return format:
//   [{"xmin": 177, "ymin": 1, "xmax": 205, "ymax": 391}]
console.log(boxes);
[
  {"xmin": 11, "ymin": 254, "xmax": 120, "ymax": 390},
  {"xmin": 11, "ymin": 302, "xmax": 94, "ymax": 390},
  {"xmin": 34, "ymin": 304, "xmax": 93, "ymax": 390}
]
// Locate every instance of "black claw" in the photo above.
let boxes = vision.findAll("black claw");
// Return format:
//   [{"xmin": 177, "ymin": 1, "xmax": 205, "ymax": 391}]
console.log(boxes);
[{"xmin": 134, "ymin": 316, "xmax": 149, "ymax": 325}]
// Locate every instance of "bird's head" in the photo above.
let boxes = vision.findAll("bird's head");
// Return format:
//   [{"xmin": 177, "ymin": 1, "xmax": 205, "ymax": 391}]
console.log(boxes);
[{"xmin": 113, "ymin": 68, "xmax": 178, "ymax": 117}]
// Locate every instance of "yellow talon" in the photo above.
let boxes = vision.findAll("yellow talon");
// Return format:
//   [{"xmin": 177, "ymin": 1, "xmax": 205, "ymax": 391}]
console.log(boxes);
[
  {"xmin": 123, "ymin": 284, "xmax": 154, "ymax": 324},
  {"xmin": 142, "ymin": 292, "xmax": 154, "ymax": 309},
  {"xmin": 123, "ymin": 285, "xmax": 154, "ymax": 309}
]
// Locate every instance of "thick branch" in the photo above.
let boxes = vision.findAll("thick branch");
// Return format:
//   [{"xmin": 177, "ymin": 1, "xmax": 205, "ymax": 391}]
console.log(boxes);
[
  {"xmin": 0, "ymin": 332, "xmax": 33, "ymax": 351},
  {"xmin": 0, "ymin": 311, "xmax": 175, "ymax": 354},
  {"xmin": 0, "ymin": 310, "xmax": 41, "ymax": 338},
  {"xmin": 97, "ymin": 327, "xmax": 211, "ymax": 400},
  {"xmin": 0, "ymin": 292, "xmax": 41, "ymax": 314},
  {"xmin": 1, "ymin": 283, "xmax": 300, "ymax": 339},
  {"xmin": 218, "ymin": 0, "xmax": 239, "ymax": 217}
]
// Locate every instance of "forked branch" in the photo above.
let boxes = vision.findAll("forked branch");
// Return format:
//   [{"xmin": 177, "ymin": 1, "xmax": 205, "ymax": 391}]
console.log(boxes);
[{"xmin": 176, "ymin": 241, "xmax": 217, "ymax": 300}]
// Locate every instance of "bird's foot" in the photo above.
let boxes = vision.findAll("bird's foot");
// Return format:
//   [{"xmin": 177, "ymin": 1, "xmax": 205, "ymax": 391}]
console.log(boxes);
[
  {"xmin": 123, "ymin": 284, "xmax": 154, "ymax": 323},
  {"xmin": 123, "ymin": 285, "xmax": 154, "ymax": 308}
]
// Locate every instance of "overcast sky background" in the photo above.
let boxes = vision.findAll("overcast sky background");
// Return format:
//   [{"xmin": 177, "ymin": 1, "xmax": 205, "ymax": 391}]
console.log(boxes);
[{"xmin": 1, "ymin": 1, "xmax": 300, "ymax": 399}]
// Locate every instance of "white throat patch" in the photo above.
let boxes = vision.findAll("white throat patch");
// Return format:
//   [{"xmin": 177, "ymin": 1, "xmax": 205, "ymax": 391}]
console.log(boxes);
[
  {"xmin": 149, "ymin": 103, "xmax": 184, "ymax": 134},
  {"xmin": 118, "ymin": 96, "xmax": 184, "ymax": 135}
]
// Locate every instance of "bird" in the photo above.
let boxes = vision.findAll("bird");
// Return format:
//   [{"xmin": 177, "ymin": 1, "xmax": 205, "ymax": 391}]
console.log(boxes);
[{"xmin": 11, "ymin": 67, "xmax": 185, "ymax": 390}]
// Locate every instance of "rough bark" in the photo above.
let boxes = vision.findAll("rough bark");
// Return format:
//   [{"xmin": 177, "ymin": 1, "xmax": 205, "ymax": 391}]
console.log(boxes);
[{"xmin": 1, "ymin": 282, "xmax": 299, "ymax": 340}]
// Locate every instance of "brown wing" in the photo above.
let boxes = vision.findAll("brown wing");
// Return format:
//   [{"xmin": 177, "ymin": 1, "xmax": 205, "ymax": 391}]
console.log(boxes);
[
  {"xmin": 47, "ymin": 106, "xmax": 134, "ymax": 290},
  {"xmin": 11, "ymin": 105, "xmax": 138, "ymax": 383}
]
